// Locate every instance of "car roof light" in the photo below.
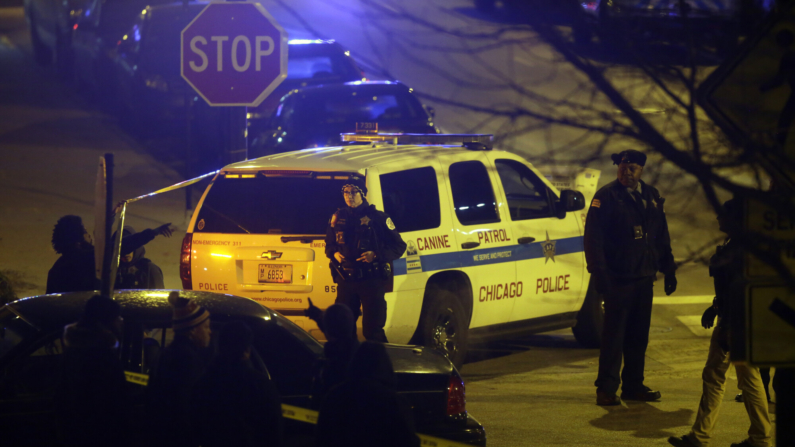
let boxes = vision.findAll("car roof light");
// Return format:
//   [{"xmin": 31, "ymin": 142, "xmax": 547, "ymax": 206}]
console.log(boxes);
[
  {"xmin": 340, "ymin": 132, "xmax": 493, "ymax": 147},
  {"xmin": 288, "ymin": 39, "xmax": 335, "ymax": 45}
]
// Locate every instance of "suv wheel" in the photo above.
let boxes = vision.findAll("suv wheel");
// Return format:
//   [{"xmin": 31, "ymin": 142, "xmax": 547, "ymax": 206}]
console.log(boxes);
[
  {"xmin": 415, "ymin": 287, "xmax": 469, "ymax": 368},
  {"xmin": 572, "ymin": 276, "xmax": 603, "ymax": 348}
]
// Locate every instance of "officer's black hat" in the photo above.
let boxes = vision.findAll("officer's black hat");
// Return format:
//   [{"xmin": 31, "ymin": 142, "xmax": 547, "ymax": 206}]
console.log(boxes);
[
  {"xmin": 341, "ymin": 175, "xmax": 367, "ymax": 196},
  {"xmin": 610, "ymin": 150, "xmax": 647, "ymax": 167}
]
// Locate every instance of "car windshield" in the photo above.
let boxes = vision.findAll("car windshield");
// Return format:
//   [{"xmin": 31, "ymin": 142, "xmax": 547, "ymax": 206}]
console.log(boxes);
[
  {"xmin": 286, "ymin": 54, "xmax": 358, "ymax": 82},
  {"xmin": 0, "ymin": 309, "xmax": 37, "ymax": 360},
  {"xmin": 194, "ymin": 175, "xmax": 352, "ymax": 234},
  {"xmin": 288, "ymin": 88, "xmax": 424, "ymax": 125}
]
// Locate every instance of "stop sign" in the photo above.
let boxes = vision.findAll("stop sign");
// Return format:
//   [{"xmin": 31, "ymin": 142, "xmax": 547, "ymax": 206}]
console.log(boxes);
[{"xmin": 181, "ymin": 2, "xmax": 288, "ymax": 107}]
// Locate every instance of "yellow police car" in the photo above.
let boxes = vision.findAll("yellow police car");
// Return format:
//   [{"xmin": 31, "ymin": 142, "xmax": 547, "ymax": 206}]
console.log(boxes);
[{"xmin": 181, "ymin": 133, "xmax": 601, "ymax": 366}]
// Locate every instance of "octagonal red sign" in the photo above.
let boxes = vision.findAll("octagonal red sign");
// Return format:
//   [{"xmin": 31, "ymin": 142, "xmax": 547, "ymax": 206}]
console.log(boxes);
[{"xmin": 181, "ymin": 2, "xmax": 288, "ymax": 107}]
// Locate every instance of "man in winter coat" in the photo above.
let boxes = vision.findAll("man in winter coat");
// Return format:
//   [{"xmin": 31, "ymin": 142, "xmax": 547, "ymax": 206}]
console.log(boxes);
[
  {"xmin": 584, "ymin": 150, "xmax": 677, "ymax": 406},
  {"xmin": 325, "ymin": 176, "xmax": 407, "ymax": 342},
  {"xmin": 115, "ymin": 226, "xmax": 165, "ymax": 289},
  {"xmin": 192, "ymin": 321, "xmax": 283, "ymax": 447},
  {"xmin": 46, "ymin": 215, "xmax": 173, "ymax": 294},
  {"xmin": 316, "ymin": 341, "xmax": 420, "ymax": 447},
  {"xmin": 668, "ymin": 199, "xmax": 772, "ymax": 447},
  {"xmin": 146, "ymin": 293, "xmax": 211, "ymax": 447},
  {"xmin": 55, "ymin": 295, "xmax": 129, "ymax": 447}
]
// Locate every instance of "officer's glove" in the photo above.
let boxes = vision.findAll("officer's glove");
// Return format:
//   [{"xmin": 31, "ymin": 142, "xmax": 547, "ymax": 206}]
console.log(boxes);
[
  {"xmin": 664, "ymin": 274, "xmax": 677, "ymax": 296},
  {"xmin": 701, "ymin": 305, "xmax": 718, "ymax": 329},
  {"xmin": 593, "ymin": 272, "xmax": 613, "ymax": 295}
]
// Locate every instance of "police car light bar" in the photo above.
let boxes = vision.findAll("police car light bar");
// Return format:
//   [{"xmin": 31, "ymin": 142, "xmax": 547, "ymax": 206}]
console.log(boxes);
[{"xmin": 340, "ymin": 133, "xmax": 494, "ymax": 147}]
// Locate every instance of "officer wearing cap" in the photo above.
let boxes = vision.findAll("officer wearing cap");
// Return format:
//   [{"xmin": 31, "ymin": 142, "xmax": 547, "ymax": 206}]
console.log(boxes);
[
  {"xmin": 325, "ymin": 176, "xmax": 407, "ymax": 343},
  {"xmin": 584, "ymin": 149, "xmax": 677, "ymax": 406}
]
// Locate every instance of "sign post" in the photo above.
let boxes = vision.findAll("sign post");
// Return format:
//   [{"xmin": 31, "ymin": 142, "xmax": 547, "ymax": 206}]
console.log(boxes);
[{"xmin": 181, "ymin": 1, "xmax": 288, "ymax": 163}]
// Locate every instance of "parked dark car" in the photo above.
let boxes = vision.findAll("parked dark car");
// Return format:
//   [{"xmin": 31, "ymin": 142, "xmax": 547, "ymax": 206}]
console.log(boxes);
[
  {"xmin": 249, "ymin": 81, "xmax": 439, "ymax": 157},
  {"xmin": 247, "ymin": 39, "xmax": 365, "ymax": 121},
  {"xmin": 109, "ymin": 2, "xmax": 212, "ymax": 135},
  {"xmin": 23, "ymin": 0, "xmax": 87, "ymax": 73},
  {"xmin": 71, "ymin": 0, "xmax": 183, "ymax": 100},
  {"xmin": 0, "ymin": 290, "xmax": 486, "ymax": 446}
]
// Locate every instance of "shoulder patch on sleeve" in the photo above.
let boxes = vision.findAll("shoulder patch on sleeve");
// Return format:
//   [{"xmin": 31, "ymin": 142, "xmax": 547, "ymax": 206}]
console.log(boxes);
[
  {"xmin": 591, "ymin": 199, "xmax": 601, "ymax": 208},
  {"xmin": 386, "ymin": 217, "xmax": 396, "ymax": 230}
]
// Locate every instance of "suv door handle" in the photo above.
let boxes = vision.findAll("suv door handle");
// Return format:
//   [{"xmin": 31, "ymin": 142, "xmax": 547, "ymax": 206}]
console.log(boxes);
[
  {"xmin": 461, "ymin": 242, "xmax": 480, "ymax": 249},
  {"xmin": 518, "ymin": 237, "xmax": 536, "ymax": 244}
]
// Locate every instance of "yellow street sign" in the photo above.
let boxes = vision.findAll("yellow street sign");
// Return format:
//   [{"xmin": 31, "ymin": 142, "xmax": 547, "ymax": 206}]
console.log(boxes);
[{"xmin": 744, "ymin": 197, "xmax": 795, "ymax": 278}]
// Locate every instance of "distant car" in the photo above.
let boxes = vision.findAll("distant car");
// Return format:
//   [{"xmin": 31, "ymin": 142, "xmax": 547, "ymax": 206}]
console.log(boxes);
[
  {"xmin": 108, "ymin": 3, "xmax": 214, "ymax": 136},
  {"xmin": 70, "ymin": 0, "xmax": 182, "ymax": 99},
  {"xmin": 0, "ymin": 290, "xmax": 487, "ymax": 446},
  {"xmin": 247, "ymin": 39, "xmax": 365, "ymax": 121},
  {"xmin": 23, "ymin": 0, "xmax": 87, "ymax": 73},
  {"xmin": 249, "ymin": 81, "xmax": 439, "ymax": 157}
]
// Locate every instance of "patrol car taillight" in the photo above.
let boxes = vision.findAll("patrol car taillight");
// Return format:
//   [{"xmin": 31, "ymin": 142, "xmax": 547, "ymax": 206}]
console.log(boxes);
[
  {"xmin": 180, "ymin": 233, "xmax": 192, "ymax": 290},
  {"xmin": 446, "ymin": 375, "xmax": 466, "ymax": 416}
]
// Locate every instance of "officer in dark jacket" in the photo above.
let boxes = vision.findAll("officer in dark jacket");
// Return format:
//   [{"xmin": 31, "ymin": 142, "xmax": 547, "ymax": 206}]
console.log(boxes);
[
  {"xmin": 115, "ymin": 227, "xmax": 165, "ymax": 289},
  {"xmin": 325, "ymin": 176, "xmax": 407, "ymax": 343},
  {"xmin": 584, "ymin": 150, "xmax": 677, "ymax": 406}
]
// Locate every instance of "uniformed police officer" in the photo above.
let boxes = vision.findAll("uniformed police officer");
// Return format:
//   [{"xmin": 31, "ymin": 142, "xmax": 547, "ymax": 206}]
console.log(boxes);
[
  {"xmin": 584, "ymin": 150, "xmax": 677, "ymax": 406},
  {"xmin": 325, "ymin": 176, "xmax": 407, "ymax": 343}
]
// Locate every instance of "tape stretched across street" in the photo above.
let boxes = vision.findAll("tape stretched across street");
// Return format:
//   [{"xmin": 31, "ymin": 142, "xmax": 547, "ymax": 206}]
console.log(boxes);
[
  {"xmin": 125, "ymin": 170, "xmax": 218, "ymax": 204},
  {"xmin": 126, "ymin": 372, "xmax": 471, "ymax": 447}
]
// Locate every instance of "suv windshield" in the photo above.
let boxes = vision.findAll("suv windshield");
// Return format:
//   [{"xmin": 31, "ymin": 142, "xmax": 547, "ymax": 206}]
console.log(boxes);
[{"xmin": 195, "ymin": 175, "xmax": 352, "ymax": 234}]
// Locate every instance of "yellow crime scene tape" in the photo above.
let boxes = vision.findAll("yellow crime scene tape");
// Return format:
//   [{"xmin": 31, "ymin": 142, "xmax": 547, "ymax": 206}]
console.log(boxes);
[{"xmin": 126, "ymin": 372, "xmax": 472, "ymax": 447}]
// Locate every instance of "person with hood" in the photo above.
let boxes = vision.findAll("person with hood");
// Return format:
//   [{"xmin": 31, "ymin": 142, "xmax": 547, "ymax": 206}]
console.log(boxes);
[
  {"xmin": 46, "ymin": 215, "xmax": 173, "ymax": 294},
  {"xmin": 305, "ymin": 300, "xmax": 360, "ymax": 406},
  {"xmin": 316, "ymin": 341, "xmax": 420, "ymax": 447},
  {"xmin": 146, "ymin": 293, "xmax": 212, "ymax": 447},
  {"xmin": 325, "ymin": 176, "xmax": 407, "ymax": 342},
  {"xmin": 115, "ymin": 226, "xmax": 165, "ymax": 289},
  {"xmin": 55, "ymin": 295, "xmax": 129, "ymax": 447},
  {"xmin": 668, "ymin": 199, "xmax": 772, "ymax": 447},
  {"xmin": 192, "ymin": 321, "xmax": 283, "ymax": 447}
]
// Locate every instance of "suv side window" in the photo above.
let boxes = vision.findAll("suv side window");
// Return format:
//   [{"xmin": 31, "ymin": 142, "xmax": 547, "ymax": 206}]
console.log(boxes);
[
  {"xmin": 449, "ymin": 161, "xmax": 500, "ymax": 225},
  {"xmin": 381, "ymin": 167, "xmax": 441, "ymax": 232},
  {"xmin": 495, "ymin": 159, "xmax": 553, "ymax": 220}
]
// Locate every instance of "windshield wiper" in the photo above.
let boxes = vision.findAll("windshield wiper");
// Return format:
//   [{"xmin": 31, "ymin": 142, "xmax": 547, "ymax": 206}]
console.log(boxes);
[{"xmin": 280, "ymin": 236, "xmax": 325, "ymax": 244}]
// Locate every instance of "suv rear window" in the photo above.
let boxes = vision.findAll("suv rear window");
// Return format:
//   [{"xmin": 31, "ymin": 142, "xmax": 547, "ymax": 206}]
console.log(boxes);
[
  {"xmin": 380, "ymin": 167, "xmax": 441, "ymax": 232},
  {"xmin": 195, "ymin": 175, "xmax": 350, "ymax": 234}
]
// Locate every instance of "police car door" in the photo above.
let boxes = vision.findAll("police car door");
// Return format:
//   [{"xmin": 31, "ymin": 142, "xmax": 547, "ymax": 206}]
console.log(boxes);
[
  {"xmin": 368, "ymin": 160, "xmax": 455, "ymax": 344},
  {"xmin": 488, "ymin": 154, "xmax": 585, "ymax": 322},
  {"xmin": 439, "ymin": 152, "xmax": 517, "ymax": 329}
]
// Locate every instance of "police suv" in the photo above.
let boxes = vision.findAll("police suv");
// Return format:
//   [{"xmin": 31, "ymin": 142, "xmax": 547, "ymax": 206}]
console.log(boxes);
[{"xmin": 182, "ymin": 133, "xmax": 602, "ymax": 366}]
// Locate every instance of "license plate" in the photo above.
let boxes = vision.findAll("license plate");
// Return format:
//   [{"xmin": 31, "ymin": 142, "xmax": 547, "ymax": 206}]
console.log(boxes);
[{"xmin": 258, "ymin": 264, "xmax": 292, "ymax": 283}]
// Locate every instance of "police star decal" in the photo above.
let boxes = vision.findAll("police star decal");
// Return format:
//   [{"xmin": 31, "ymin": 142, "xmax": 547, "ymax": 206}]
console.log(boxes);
[
  {"xmin": 360, "ymin": 215, "xmax": 371, "ymax": 226},
  {"xmin": 543, "ymin": 231, "xmax": 556, "ymax": 264}
]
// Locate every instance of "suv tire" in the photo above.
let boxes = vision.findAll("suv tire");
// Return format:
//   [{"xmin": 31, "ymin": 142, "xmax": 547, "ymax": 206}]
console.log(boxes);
[
  {"xmin": 414, "ymin": 287, "xmax": 469, "ymax": 369},
  {"xmin": 572, "ymin": 276, "xmax": 603, "ymax": 348}
]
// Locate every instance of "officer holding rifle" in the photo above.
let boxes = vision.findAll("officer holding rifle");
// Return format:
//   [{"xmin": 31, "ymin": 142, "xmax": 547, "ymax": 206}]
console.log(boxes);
[{"xmin": 325, "ymin": 176, "xmax": 406, "ymax": 343}]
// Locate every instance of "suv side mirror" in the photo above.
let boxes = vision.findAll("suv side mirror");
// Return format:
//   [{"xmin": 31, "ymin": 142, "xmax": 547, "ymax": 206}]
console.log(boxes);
[{"xmin": 556, "ymin": 190, "xmax": 585, "ymax": 218}]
